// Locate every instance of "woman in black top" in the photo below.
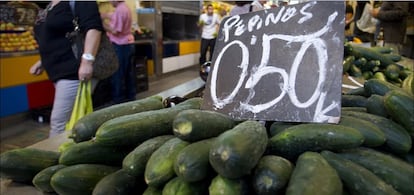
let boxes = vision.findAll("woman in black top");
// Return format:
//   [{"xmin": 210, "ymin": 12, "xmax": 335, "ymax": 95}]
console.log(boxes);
[{"xmin": 30, "ymin": 0, "xmax": 103, "ymax": 137}]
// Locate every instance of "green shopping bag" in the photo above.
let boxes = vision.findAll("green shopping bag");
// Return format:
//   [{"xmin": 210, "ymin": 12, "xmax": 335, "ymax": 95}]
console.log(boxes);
[{"xmin": 66, "ymin": 81, "xmax": 93, "ymax": 131}]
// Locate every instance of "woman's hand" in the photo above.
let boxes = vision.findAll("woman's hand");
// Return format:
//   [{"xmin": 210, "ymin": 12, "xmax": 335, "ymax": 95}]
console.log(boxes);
[
  {"xmin": 78, "ymin": 58, "xmax": 94, "ymax": 81},
  {"xmin": 29, "ymin": 60, "xmax": 44, "ymax": 75}
]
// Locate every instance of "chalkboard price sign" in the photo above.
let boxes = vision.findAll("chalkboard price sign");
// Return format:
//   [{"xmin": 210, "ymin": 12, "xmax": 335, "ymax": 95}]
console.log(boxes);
[
  {"xmin": 0, "ymin": 4, "xmax": 15, "ymax": 23},
  {"xmin": 202, "ymin": 1, "xmax": 345, "ymax": 123}
]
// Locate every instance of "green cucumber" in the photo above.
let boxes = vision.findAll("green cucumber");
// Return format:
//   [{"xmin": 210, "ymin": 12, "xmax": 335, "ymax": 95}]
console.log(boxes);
[
  {"xmin": 341, "ymin": 94, "xmax": 367, "ymax": 107},
  {"xmin": 145, "ymin": 138, "xmax": 190, "ymax": 187},
  {"xmin": 95, "ymin": 97, "xmax": 202, "ymax": 146},
  {"xmin": 252, "ymin": 155, "xmax": 293, "ymax": 195},
  {"xmin": 209, "ymin": 175, "xmax": 250, "ymax": 195},
  {"xmin": 173, "ymin": 109, "xmax": 236, "ymax": 142},
  {"xmin": 364, "ymin": 79, "xmax": 400, "ymax": 96},
  {"xmin": 338, "ymin": 115, "xmax": 386, "ymax": 147},
  {"xmin": 268, "ymin": 121, "xmax": 297, "ymax": 137},
  {"xmin": 50, "ymin": 164, "xmax": 118, "ymax": 195},
  {"xmin": 0, "ymin": 148, "xmax": 60, "ymax": 183},
  {"xmin": 338, "ymin": 147, "xmax": 414, "ymax": 195},
  {"xmin": 321, "ymin": 150, "xmax": 400, "ymax": 195},
  {"xmin": 174, "ymin": 138, "xmax": 215, "ymax": 182},
  {"xmin": 349, "ymin": 64, "xmax": 362, "ymax": 77},
  {"xmin": 362, "ymin": 71, "xmax": 374, "ymax": 80},
  {"xmin": 384, "ymin": 89, "xmax": 414, "ymax": 137},
  {"xmin": 342, "ymin": 111, "xmax": 412, "ymax": 154},
  {"xmin": 268, "ymin": 123, "xmax": 364, "ymax": 160},
  {"xmin": 370, "ymin": 46, "xmax": 393, "ymax": 54},
  {"xmin": 32, "ymin": 165, "xmax": 66, "ymax": 193},
  {"xmin": 373, "ymin": 72, "xmax": 388, "ymax": 82},
  {"xmin": 122, "ymin": 135, "xmax": 175, "ymax": 177},
  {"xmin": 209, "ymin": 121, "xmax": 268, "ymax": 179},
  {"xmin": 92, "ymin": 169, "xmax": 143, "ymax": 195},
  {"xmin": 286, "ymin": 152, "xmax": 342, "ymax": 195},
  {"xmin": 162, "ymin": 177, "xmax": 208, "ymax": 195},
  {"xmin": 344, "ymin": 87, "xmax": 369, "ymax": 97},
  {"xmin": 143, "ymin": 186, "xmax": 162, "ymax": 195},
  {"xmin": 384, "ymin": 64, "xmax": 402, "ymax": 81},
  {"xmin": 59, "ymin": 140, "xmax": 132, "ymax": 166},
  {"xmin": 401, "ymin": 73, "xmax": 414, "ymax": 95},
  {"xmin": 361, "ymin": 59, "xmax": 381, "ymax": 72},
  {"xmin": 383, "ymin": 53, "xmax": 402, "ymax": 62},
  {"xmin": 350, "ymin": 45, "xmax": 395, "ymax": 67},
  {"xmin": 71, "ymin": 95, "xmax": 164, "ymax": 142},
  {"xmin": 341, "ymin": 107, "xmax": 367, "ymax": 112},
  {"xmin": 353, "ymin": 57, "xmax": 367, "ymax": 67},
  {"xmin": 343, "ymin": 55, "xmax": 355, "ymax": 73},
  {"xmin": 365, "ymin": 94, "xmax": 388, "ymax": 117}
]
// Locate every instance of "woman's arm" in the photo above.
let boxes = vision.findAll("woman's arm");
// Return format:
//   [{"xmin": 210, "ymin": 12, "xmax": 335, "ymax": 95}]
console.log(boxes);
[{"xmin": 78, "ymin": 29, "xmax": 101, "ymax": 81}]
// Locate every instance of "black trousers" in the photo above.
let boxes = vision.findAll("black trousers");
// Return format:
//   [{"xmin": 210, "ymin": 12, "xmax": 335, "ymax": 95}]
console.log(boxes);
[{"xmin": 199, "ymin": 38, "xmax": 216, "ymax": 65}]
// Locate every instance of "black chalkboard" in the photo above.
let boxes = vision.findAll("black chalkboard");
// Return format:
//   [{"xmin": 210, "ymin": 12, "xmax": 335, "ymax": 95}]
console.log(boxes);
[
  {"xmin": 0, "ymin": 4, "xmax": 15, "ymax": 23},
  {"xmin": 201, "ymin": 1, "xmax": 345, "ymax": 123},
  {"xmin": 13, "ymin": 4, "xmax": 38, "ymax": 25}
]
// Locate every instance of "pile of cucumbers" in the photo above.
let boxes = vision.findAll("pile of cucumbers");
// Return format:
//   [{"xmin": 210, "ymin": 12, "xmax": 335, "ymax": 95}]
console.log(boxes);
[
  {"xmin": 343, "ymin": 42, "xmax": 412, "ymax": 88},
  {"xmin": 1, "ymin": 76, "xmax": 414, "ymax": 194}
]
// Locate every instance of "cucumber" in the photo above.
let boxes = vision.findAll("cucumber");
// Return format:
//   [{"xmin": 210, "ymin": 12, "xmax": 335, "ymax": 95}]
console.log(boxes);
[
  {"xmin": 162, "ymin": 177, "xmax": 208, "ymax": 195},
  {"xmin": 343, "ymin": 55, "xmax": 355, "ymax": 73},
  {"xmin": 349, "ymin": 64, "xmax": 362, "ymax": 77},
  {"xmin": 341, "ymin": 94, "xmax": 367, "ymax": 107},
  {"xmin": 0, "ymin": 148, "xmax": 60, "ymax": 183},
  {"xmin": 70, "ymin": 95, "xmax": 164, "ymax": 142},
  {"xmin": 145, "ymin": 138, "xmax": 190, "ymax": 187},
  {"xmin": 384, "ymin": 89, "xmax": 414, "ymax": 137},
  {"xmin": 370, "ymin": 46, "xmax": 393, "ymax": 54},
  {"xmin": 252, "ymin": 155, "xmax": 293, "ymax": 195},
  {"xmin": 92, "ymin": 169, "xmax": 143, "ymax": 195},
  {"xmin": 365, "ymin": 94, "xmax": 388, "ymax": 117},
  {"xmin": 286, "ymin": 152, "xmax": 342, "ymax": 195},
  {"xmin": 268, "ymin": 123, "xmax": 364, "ymax": 160},
  {"xmin": 209, "ymin": 121, "xmax": 268, "ymax": 179},
  {"xmin": 143, "ymin": 186, "xmax": 162, "ymax": 195},
  {"xmin": 58, "ymin": 140, "xmax": 76, "ymax": 153},
  {"xmin": 341, "ymin": 107, "xmax": 367, "ymax": 112},
  {"xmin": 321, "ymin": 150, "xmax": 400, "ymax": 195},
  {"xmin": 361, "ymin": 59, "xmax": 380, "ymax": 72},
  {"xmin": 362, "ymin": 71, "xmax": 374, "ymax": 80},
  {"xmin": 342, "ymin": 110, "xmax": 412, "ymax": 154},
  {"xmin": 173, "ymin": 109, "xmax": 236, "ymax": 142},
  {"xmin": 401, "ymin": 73, "xmax": 414, "ymax": 95},
  {"xmin": 338, "ymin": 147, "xmax": 414, "ymax": 195},
  {"xmin": 268, "ymin": 121, "xmax": 297, "ymax": 137},
  {"xmin": 384, "ymin": 64, "xmax": 401, "ymax": 81},
  {"xmin": 373, "ymin": 72, "xmax": 388, "ymax": 82},
  {"xmin": 50, "ymin": 164, "xmax": 118, "ymax": 195},
  {"xmin": 364, "ymin": 79, "xmax": 400, "ymax": 96},
  {"xmin": 123, "ymin": 135, "xmax": 175, "ymax": 177},
  {"xmin": 338, "ymin": 115, "xmax": 386, "ymax": 147},
  {"xmin": 353, "ymin": 57, "xmax": 367, "ymax": 67},
  {"xmin": 95, "ymin": 97, "xmax": 202, "ymax": 146},
  {"xmin": 350, "ymin": 44, "xmax": 395, "ymax": 67},
  {"xmin": 344, "ymin": 87, "xmax": 369, "ymax": 97},
  {"xmin": 209, "ymin": 175, "xmax": 250, "ymax": 195},
  {"xmin": 32, "ymin": 165, "xmax": 66, "ymax": 193},
  {"xmin": 174, "ymin": 138, "xmax": 215, "ymax": 182},
  {"xmin": 59, "ymin": 140, "xmax": 132, "ymax": 166},
  {"xmin": 383, "ymin": 53, "xmax": 402, "ymax": 62}
]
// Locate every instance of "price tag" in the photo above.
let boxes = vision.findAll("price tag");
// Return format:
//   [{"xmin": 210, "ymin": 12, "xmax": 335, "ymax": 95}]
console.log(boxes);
[
  {"xmin": 14, "ymin": 4, "xmax": 38, "ymax": 25},
  {"xmin": 201, "ymin": 1, "xmax": 345, "ymax": 123}
]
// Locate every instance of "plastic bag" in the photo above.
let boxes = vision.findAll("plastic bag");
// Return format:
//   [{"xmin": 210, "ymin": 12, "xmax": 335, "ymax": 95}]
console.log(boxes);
[
  {"xmin": 356, "ymin": 2, "xmax": 378, "ymax": 34},
  {"xmin": 65, "ymin": 81, "xmax": 93, "ymax": 131}
]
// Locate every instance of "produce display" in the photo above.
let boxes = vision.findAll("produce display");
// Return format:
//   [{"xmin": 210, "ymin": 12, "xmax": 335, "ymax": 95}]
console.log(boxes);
[
  {"xmin": 0, "ymin": 45, "xmax": 414, "ymax": 194},
  {"xmin": 0, "ymin": 23, "xmax": 38, "ymax": 53}
]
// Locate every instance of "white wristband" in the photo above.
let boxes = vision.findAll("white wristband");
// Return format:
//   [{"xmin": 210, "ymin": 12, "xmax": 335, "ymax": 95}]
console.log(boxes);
[{"xmin": 82, "ymin": 53, "xmax": 95, "ymax": 62}]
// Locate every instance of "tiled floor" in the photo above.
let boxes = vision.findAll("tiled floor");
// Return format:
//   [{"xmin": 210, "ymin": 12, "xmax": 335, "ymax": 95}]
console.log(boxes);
[{"xmin": 0, "ymin": 65, "xmax": 200, "ymax": 154}]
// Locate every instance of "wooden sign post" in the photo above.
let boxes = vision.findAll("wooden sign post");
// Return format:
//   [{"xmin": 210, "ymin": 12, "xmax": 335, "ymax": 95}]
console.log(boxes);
[{"xmin": 202, "ymin": 1, "xmax": 345, "ymax": 123}]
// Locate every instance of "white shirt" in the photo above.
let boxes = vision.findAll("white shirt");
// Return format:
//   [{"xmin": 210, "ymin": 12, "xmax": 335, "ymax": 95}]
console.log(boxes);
[{"xmin": 199, "ymin": 13, "xmax": 220, "ymax": 39}]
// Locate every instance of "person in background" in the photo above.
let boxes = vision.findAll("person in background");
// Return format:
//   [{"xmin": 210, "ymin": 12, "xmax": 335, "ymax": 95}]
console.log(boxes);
[
  {"xmin": 345, "ymin": 3, "xmax": 355, "ymax": 39},
  {"xmin": 251, "ymin": 0, "xmax": 269, "ymax": 12},
  {"xmin": 198, "ymin": 4, "xmax": 221, "ymax": 65},
  {"xmin": 280, "ymin": 0, "xmax": 289, "ymax": 7},
  {"xmin": 371, "ymin": 1, "xmax": 409, "ymax": 54},
  {"xmin": 29, "ymin": 0, "xmax": 103, "ymax": 137},
  {"xmin": 101, "ymin": 0, "xmax": 136, "ymax": 104},
  {"xmin": 229, "ymin": 1, "xmax": 252, "ymax": 16}
]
